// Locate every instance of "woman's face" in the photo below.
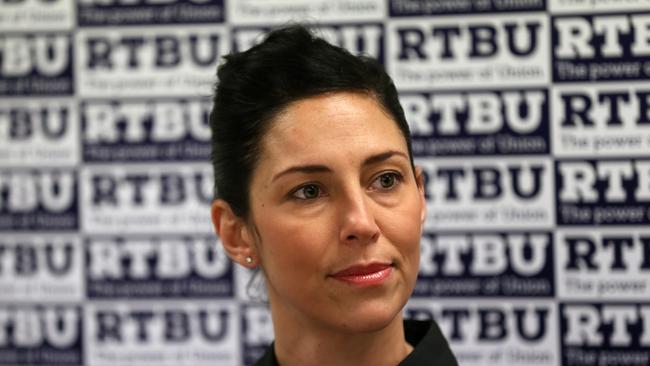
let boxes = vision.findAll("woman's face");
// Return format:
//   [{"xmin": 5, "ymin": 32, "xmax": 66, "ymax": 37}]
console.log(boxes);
[{"xmin": 247, "ymin": 92, "xmax": 425, "ymax": 333}]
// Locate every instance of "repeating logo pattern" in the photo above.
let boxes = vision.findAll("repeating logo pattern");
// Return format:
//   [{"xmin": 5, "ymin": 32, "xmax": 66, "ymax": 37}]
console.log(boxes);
[{"xmin": 1, "ymin": 1, "xmax": 649, "ymax": 365}]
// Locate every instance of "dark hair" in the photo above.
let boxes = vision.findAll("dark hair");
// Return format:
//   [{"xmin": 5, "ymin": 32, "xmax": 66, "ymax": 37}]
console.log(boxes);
[{"xmin": 210, "ymin": 24, "xmax": 413, "ymax": 218}]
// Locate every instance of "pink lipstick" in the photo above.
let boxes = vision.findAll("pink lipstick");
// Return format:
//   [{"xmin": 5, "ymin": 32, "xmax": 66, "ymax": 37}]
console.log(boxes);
[{"xmin": 330, "ymin": 263, "xmax": 393, "ymax": 286}]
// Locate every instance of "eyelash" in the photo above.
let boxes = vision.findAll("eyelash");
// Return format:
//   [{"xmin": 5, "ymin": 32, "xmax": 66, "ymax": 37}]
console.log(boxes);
[
  {"xmin": 290, "ymin": 183, "xmax": 325, "ymax": 200},
  {"xmin": 370, "ymin": 171, "xmax": 403, "ymax": 191},
  {"xmin": 289, "ymin": 171, "xmax": 403, "ymax": 201}
]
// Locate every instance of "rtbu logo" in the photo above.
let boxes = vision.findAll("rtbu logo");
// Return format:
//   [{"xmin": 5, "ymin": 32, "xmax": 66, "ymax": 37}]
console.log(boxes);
[
  {"xmin": 232, "ymin": 24, "xmax": 383, "ymax": 63},
  {"xmin": 0, "ymin": 305, "xmax": 82, "ymax": 366},
  {"xmin": 85, "ymin": 235, "xmax": 233, "ymax": 298},
  {"xmin": 81, "ymin": 164, "xmax": 212, "ymax": 233},
  {"xmin": 420, "ymin": 161, "xmax": 545, "ymax": 203},
  {"xmin": 82, "ymin": 98, "xmax": 211, "ymax": 162},
  {"xmin": 0, "ymin": 170, "xmax": 78, "ymax": 231},
  {"xmin": 563, "ymin": 233, "xmax": 650, "ymax": 274},
  {"xmin": 558, "ymin": 89, "xmax": 650, "ymax": 128},
  {"xmin": 401, "ymin": 89, "xmax": 549, "ymax": 156},
  {"xmin": 82, "ymin": 32, "xmax": 220, "ymax": 70},
  {"xmin": 87, "ymin": 167, "xmax": 211, "ymax": 207},
  {"xmin": 92, "ymin": 306, "xmax": 228, "ymax": 344},
  {"xmin": 557, "ymin": 230, "xmax": 650, "ymax": 299},
  {"xmin": 0, "ymin": 33, "xmax": 73, "ymax": 95},
  {"xmin": 406, "ymin": 302, "xmax": 550, "ymax": 343},
  {"xmin": 556, "ymin": 159, "xmax": 650, "ymax": 225},
  {"xmin": 561, "ymin": 303, "xmax": 650, "ymax": 366},
  {"xmin": 552, "ymin": 84, "xmax": 650, "ymax": 156},
  {"xmin": 76, "ymin": 26, "xmax": 227, "ymax": 97},
  {"xmin": 553, "ymin": 13, "xmax": 650, "ymax": 82},
  {"xmin": 416, "ymin": 232, "xmax": 553, "ymax": 297},
  {"xmin": 86, "ymin": 302, "xmax": 239, "ymax": 366},
  {"xmin": 387, "ymin": 14, "xmax": 548, "ymax": 89},
  {"xmin": 404, "ymin": 300, "xmax": 557, "ymax": 366},
  {"xmin": 418, "ymin": 158, "xmax": 553, "ymax": 230},
  {"xmin": 394, "ymin": 21, "xmax": 539, "ymax": 60}
]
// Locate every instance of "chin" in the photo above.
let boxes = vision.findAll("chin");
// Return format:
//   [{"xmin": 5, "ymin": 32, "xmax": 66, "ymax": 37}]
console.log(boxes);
[{"xmin": 334, "ymin": 299, "xmax": 404, "ymax": 334}]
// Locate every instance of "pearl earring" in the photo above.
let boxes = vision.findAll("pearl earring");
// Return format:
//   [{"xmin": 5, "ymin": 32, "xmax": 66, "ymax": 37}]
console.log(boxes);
[{"xmin": 245, "ymin": 256, "xmax": 253, "ymax": 264}]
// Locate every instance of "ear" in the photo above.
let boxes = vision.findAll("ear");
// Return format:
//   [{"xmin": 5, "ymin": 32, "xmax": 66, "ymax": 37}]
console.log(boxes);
[
  {"xmin": 414, "ymin": 166, "xmax": 427, "ymax": 224},
  {"xmin": 211, "ymin": 199, "xmax": 258, "ymax": 269}
]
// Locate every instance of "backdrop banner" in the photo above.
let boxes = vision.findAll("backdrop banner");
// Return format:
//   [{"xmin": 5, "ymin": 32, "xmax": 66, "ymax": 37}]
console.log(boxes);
[{"xmin": 1, "ymin": 1, "xmax": 649, "ymax": 365}]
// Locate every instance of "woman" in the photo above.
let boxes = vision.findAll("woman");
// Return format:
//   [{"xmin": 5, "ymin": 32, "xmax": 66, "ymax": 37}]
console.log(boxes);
[{"xmin": 210, "ymin": 25, "xmax": 457, "ymax": 366}]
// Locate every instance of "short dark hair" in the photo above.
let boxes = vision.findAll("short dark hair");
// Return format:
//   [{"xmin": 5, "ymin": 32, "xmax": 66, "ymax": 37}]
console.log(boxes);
[{"xmin": 210, "ymin": 24, "xmax": 412, "ymax": 218}]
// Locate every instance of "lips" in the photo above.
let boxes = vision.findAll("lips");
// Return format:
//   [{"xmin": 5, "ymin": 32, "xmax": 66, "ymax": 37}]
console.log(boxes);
[{"xmin": 330, "ymin": 262, "xmax": 393, "ymax": 286}]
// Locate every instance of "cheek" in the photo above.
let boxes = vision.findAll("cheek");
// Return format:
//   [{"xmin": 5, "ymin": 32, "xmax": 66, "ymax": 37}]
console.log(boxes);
[
  {"xmin": 397, "ymin": 224, "xmax": 422, "ymax": 267},
  {"xmin": 381, "ymin": 195, "xmax": 423, "ymax": 266},
  {"xmin": 398, "ymin": 227, "xmax": 422, "ymax": 286},
  {"xmin": 254, "ymin": 212, "xmax": 332, "ymax": 276}
]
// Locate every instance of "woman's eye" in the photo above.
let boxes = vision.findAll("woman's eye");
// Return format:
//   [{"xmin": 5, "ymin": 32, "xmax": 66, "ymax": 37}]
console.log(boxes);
[
  {"xmin": 292, "ymin": 184, "xmax": 321, "ymax": 200},
  {"xmin": 372, "ymin": 172, "xmax": 401, "ymax": 190}
]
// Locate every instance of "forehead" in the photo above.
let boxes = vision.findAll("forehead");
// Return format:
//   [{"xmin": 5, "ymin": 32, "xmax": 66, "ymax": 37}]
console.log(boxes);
[{"xmin": 260, "ymin": 92, "xmax": 407, "ymax": 163}]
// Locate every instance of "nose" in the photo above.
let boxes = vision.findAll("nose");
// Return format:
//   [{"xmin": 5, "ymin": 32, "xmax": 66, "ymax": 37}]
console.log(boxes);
[{"xmin": 338, "ymin": 189, "xmax": 380, "ymax": 245}]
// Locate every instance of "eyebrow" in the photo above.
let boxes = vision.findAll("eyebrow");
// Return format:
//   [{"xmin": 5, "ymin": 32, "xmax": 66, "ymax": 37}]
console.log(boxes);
[
  {"xmin": 363, "ymin": 150, "xmax": 409, "ymax": 167},
  {"xmin": 271, "ymin": 150, "xmax": 408, "ymax": 182}
]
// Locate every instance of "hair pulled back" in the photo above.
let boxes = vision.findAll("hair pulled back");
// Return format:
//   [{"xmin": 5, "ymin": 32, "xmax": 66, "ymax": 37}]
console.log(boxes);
[{"xmin": 210, "ymin": 24, "xmax": 412, "ymax": 218}]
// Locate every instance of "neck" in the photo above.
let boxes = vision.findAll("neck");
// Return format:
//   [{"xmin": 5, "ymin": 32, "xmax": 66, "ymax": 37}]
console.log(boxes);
[{"xmin": 270, "ymin": 304, "xmax": 413, "ymax": 366}]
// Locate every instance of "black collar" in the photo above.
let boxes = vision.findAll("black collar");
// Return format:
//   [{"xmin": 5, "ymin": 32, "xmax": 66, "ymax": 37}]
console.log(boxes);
[{"xmin": 253, "ymin": 320, "xmax": 458, "ymax": 366}]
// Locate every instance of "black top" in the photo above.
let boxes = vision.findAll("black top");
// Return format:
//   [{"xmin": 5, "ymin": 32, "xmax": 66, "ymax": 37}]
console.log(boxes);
[{"xmin": 253, "ymin": 319, "xmax": 458, "ymax": 366}]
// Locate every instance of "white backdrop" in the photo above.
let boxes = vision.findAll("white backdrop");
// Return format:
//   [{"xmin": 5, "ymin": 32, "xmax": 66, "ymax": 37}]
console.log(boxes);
[{"xmin": 1, "ymin": 1, "xmax": 650, "ymax": 365}]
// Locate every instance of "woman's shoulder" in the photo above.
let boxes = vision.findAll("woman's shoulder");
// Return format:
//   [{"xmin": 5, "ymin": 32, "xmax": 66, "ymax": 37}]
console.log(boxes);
[
  {"xmin": 253, "ymin": 343, "xmax": 279, "ymax": 366},
  {"xmin": 253, "ymin": 319, "xmax": 458, "ymax": 366},
  {"xmin": 399, "ymin": 319, "xmax": 459, "ymax": 366}
]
